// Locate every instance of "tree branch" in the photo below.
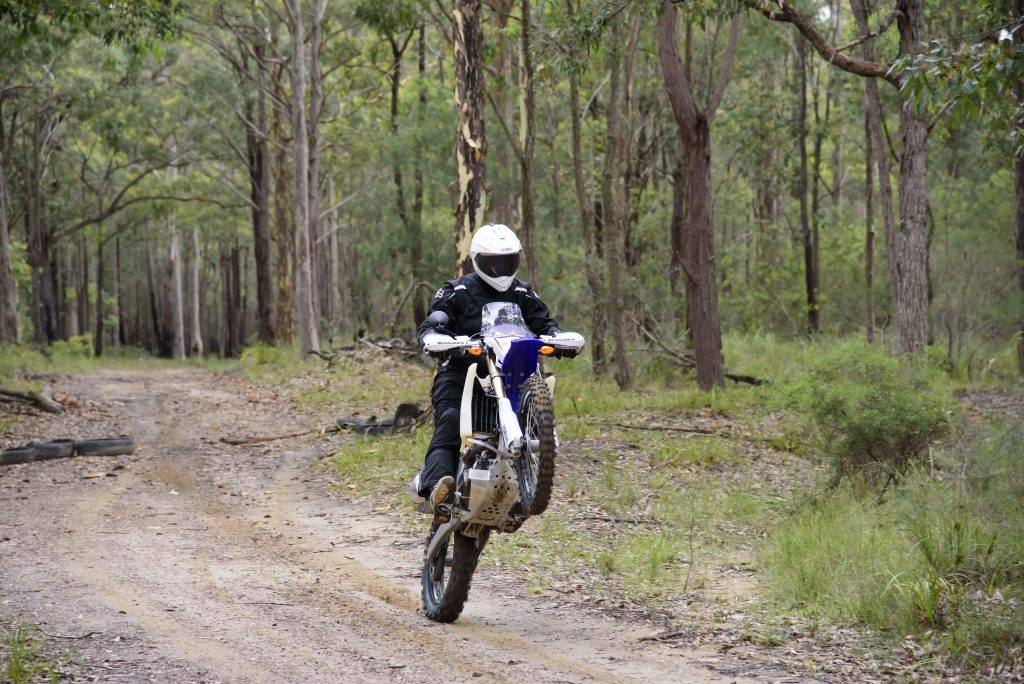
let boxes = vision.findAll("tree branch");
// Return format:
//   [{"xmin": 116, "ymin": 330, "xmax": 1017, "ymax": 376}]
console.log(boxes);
[
  {"xmin": 657, "ymin": 0, "xmax": 700, "ymax": 136},
  {"xmin": 707, "ymin": 13, "xmax": 741, "ymax": 119},
  {"xmin": 745, "ymin": 0, "xmax": 897, "ymax": 84}
]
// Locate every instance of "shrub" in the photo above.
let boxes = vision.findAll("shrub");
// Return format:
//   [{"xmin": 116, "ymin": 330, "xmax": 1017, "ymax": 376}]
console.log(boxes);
[
  {"xmin": 765, "ymin": 422, "xmax": 1024, "ymax": 670},
  {"xmin": 49, "ymin": 334, "xmax": 94, "ymax": 358},
  {"xmin": 776, "ymin": 340, "xmax": 953, "ymax": 492},
  {"xmin": 239, "ymin": 343, "xmax": 285, "ymax": 367}
]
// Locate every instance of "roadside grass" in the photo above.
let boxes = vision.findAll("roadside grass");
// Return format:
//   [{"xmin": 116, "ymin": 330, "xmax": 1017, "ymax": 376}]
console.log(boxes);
[
  {"xmin": 251, "ymin": 332, "xmax": 1022, "ymax": 676},
  {"xmin": 0, "ymin": 339, "xmax": 172, "ymax": 391},
  {"xmin": 1, "ymin": 624, "xmax": 62, "ymax": 684}
]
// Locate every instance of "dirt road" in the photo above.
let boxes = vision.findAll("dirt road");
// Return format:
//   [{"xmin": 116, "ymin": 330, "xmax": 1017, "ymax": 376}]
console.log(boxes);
[{"xmin": 1, "ymin": 367, "xmax": 803, "ymax": 683}]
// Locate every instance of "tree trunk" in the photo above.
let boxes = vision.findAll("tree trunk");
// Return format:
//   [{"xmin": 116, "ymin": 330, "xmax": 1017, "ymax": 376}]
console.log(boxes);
[
  {"xmin": 168, "ymin": 160, "xmax": 186, "ymax": 359},
  {"xmin": 657, "ymin": 3, "xmax": 735, "ymax": 389},
  {"xmin": 94, "ymin": 229, "xmax": 104, "ymax": 357},
  {"xmin": 413, "ymin": 24, "xmax": 427, "ymax": 324},
  {"xmin": 601, "ymin": 20, "xmax": 635, "ymax": 390},
  {"xmin": 1017, "ymin": 149, "xmax": 1024, "ymax": 375},
  {"xmin": 145, "ymin": 228, "xmax": 169, "ymax": 357},
  {"xmin": 231, "ymin": 243, "xmax": 242, "ymax": 355},
  {"xmin": 0, "ymin": 162, "xmax": 18, "ymax": 343},
  {"xmin": 517, "ymin": 0, "xmax": 538, "ymax": 287},
  {"xmin": 453, "ymin": 0, "xmax": 487, "ymax": 275},
  {"xmin": 26, "ymin": 117, "xmax": 57, "ymax": 345},
  {"xmin": 864, "ymin": 104, "xmax": 876, "ymax": 343},
  {"xmin": 250, "ymin": 39, "xmax": 275, "ymax": 345},
  {"xmin": 190, "ymin": 226, "xmax": 203, "ymax": 356},
  {"xmin": 78, "ymin": 237, "xmax": 89, "ymax": 336},
  {"xmin": 796, "ymin": 39, "xmax": 819, "ymax": 334},
  {"xmin": 289, "ymin": 0, "xmax": 320, "ymax": 356},
  {"xmin": 893, "ymin": 0, "xmax": 930, "ymax": 355},
  {"xmin": 112, "ymin": 237, "xmax": 122, "ymax": 349},
  {"xmin": 852, "ymin": 0, "xmax": 896, "ymax": 345},
  {"xmin": 272, "ymin": 22, "xmax": 294, "ymax": 346},
  {"xmin": 684, "ymin": 123, "xmax": 726, "ymax": 389},
  {"xmin": 308, "ymin": 0, "xmax": 326, "ymax": 328},
  {"xmin": 566, "ymin": 0, "xmax": 606, "ymax": 375},
  {"xmin": 1014, "ymin": 0, "xmax": 1024, "ymax": 375}
]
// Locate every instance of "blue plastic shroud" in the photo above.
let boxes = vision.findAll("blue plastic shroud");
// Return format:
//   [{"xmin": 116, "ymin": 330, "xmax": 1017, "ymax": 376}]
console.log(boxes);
[{"xmin": 502, "ymin": 337, "xmax": 542, "ymax": 411}]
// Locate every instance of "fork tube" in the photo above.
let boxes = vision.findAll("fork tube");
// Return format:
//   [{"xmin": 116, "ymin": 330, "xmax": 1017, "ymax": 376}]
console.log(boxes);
[{"xmin": 486, "ymin": 354, "xmax": 506, "ymax": 400}]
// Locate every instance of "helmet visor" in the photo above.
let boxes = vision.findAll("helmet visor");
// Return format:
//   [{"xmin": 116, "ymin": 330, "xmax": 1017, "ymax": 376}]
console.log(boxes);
[{"xmin": 475, "ymin": 252, "xmax": 520, "ymax": 278}]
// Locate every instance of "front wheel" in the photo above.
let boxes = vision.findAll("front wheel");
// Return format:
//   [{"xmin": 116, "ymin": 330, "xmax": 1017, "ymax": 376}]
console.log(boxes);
[
  {"xmin": 422, "ymin": 526, "xmax": 489, "ymax": 623},
  {"xmin": 517, "ymin": 374, "xmax": 556, "ymax": 516}
]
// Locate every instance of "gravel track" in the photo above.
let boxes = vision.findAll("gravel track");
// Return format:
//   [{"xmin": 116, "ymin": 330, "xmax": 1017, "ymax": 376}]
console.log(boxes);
[{"xmin": 0, "ymin": 367, "xmax": 794, "ymax": 683}]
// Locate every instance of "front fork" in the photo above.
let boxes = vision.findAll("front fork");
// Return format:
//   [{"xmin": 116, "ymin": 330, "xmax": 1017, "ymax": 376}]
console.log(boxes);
[{"xmin": 458, "ymin": 356, "xmax": 523, "ymax": 453}]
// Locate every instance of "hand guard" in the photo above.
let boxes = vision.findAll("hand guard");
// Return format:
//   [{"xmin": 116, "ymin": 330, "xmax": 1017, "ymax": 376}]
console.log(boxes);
[
  {"xmin": 541, "ymin": 332, "xmax": 586, "ymax": 359},
  {"xmin": 422, "ymin": 332, "xmax": 472, "ymax": 357}
]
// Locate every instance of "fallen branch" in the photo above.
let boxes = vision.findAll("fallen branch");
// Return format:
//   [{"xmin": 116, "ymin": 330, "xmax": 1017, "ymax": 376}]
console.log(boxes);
[
  {"xmin": 219, "ymin": 429, "xmax": 310, "ymax": 445},
  {"xmin": 601, "ymin": 421, "xmax": 725, "ymax": 436},
  {"xmin": 724, "ymin": 372, "xmax": 768, "ymax": 386},
  {"xmin": 0, "ymin": 385, "xmax": 64, "ymax": 413},
  {"xmin": 638, "ymin": 630, "xmax": 688, "ymax": 642},
  {"xmin": 37, "ymin": 629, "xmax": 102, "ymax": 640},
  {"xmin": 628, "ymin": 314, "xmax": 769, "ymax": 386}
]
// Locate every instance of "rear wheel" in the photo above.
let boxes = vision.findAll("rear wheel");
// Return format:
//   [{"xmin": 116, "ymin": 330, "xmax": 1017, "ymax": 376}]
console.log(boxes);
[
  {"xmin": 517, "ymin": 374, "xmax": 556, "ymax": 516},
  {"xmin": 421, "ymin": 526, "xmax": 489, "ymax": 623}
]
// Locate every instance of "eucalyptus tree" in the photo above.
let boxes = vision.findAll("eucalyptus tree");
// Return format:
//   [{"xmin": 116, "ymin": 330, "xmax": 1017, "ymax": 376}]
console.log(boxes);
[
  {"xmin": 287, "ymin": 0, "xmax": 319, "ymax": 356},
  {"xmin": 453, "ymin": 0, "xmax": 488, "ymax": 274},
  {"xmin": 746, "ymin": 0, "xmax": 936, "ymax": 355},
  {"xmin": 657, "ymin": 1, "xmax": 741, "ymax": 389}
]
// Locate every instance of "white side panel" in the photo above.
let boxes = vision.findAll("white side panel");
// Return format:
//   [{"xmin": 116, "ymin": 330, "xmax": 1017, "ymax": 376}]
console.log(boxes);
[
  {"xmin": 497, "ymin": 397, "xmax": 523, "ymax": 449},
  {"xmin": 459, "ymin": 363, "xmax": 478, "ymax": 447}
]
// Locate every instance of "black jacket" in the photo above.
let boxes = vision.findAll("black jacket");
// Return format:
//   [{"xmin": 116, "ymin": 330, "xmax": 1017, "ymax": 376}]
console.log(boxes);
[{"xmin": 417, "ymin": 273, "xmax": 560, "ymax": 353}]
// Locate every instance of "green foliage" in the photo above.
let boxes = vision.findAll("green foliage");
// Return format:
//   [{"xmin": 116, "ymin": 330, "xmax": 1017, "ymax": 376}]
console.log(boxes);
[
  {"xmin": 1, "ymin": 624, "xmax": 61, "ymax": 684},
  {"xmin": 896, "ymin": 7, "xmax": 1024, "ymax": 153},
  {"xmin": 49, "ymin": 334, "xmax": 95, "ymax": 359},
  {"xmin": 239, "ymin": 343, "xmax": 285, "ymax": 367},
  {"xmin": 0, "ymin": 0, "xmax": 185, "ymax": 49},
  {"xmin": 775, "ymin": 340, "xmax": 953, "ymax": 490},
  {"xmin": 764, "ymin": 421, "xmax": 1024, "ymax": 668}
]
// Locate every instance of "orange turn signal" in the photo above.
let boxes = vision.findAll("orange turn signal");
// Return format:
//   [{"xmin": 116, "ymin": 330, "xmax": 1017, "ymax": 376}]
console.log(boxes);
[
  {"xmin": 467, "ymin": 346, "xmax": 483, "ymax": 356},
  {"xmin": 539, "ymin": 345, "xmax": 554, "ymax": 356}
]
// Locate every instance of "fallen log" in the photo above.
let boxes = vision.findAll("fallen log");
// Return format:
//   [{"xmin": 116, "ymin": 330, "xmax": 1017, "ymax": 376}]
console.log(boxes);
[{"xmin": 0, "ymin": 385, "xmax": 64, "ymax": 413}]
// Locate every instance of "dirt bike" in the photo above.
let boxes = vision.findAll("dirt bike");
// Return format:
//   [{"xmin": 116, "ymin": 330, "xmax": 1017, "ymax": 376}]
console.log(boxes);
[{"xmin": 409, "ymin": 307, "xmax": 585, "ymax": 622}]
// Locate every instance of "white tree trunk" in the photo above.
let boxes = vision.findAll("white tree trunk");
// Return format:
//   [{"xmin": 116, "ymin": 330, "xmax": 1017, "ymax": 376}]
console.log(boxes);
[
  {"xmin": 168, "ymin": 151, "xmax": 186, "ymax": 359},
  {"xmin": 327, "ymin": 175, "xmax": 341, "ymax": 333},
  {"xmin": 289, "ymin": 0, "xmax": 320, "ymax": 356}
]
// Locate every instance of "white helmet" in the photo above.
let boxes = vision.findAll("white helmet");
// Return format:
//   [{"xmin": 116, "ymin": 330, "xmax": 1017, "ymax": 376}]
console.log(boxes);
[{"xmin": 471, "ymin": 223, "xmax": 521, "ymax": 292}]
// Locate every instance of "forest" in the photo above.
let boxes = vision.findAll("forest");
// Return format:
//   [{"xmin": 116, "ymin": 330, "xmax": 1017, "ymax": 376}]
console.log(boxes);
[
  {"xmin": 0, "ymin": 0, "xmax": 1019, "ymax": 384},
  {"xmin": 1, "ymin": 0, "xmax": 1023, "ymax": 680}
]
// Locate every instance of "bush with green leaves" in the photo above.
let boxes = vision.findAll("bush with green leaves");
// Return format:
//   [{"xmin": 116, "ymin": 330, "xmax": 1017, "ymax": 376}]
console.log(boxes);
[
  {"xmin": 776, "ymin": 340, "xmax": 953, "ymax": 491},
  {"xmin": 764, "ymin": 421, "xmax": 1024, "ymax": 670}
]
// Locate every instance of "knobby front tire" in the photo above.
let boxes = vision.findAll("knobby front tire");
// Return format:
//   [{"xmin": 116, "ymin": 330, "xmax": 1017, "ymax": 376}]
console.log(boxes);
[
  {"xmin": 422, "ymin": 527, "xmax": 488, "ymax": 623},
  {"xmin": 517, "ymin": 373, "xmax": 556, "ymax": 516}
]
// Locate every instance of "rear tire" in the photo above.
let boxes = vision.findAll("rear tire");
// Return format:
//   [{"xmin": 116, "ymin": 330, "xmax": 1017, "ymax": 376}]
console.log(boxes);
[
  {"xmin": 517, "ymin": 374, "xmax": 556, "ymax": 516},
  {"xmin": 422, "ymin": 527, "xmax": 488, "ymax": 623}
]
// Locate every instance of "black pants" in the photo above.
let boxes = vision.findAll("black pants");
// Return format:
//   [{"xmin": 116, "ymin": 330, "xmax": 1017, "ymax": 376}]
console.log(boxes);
[{"xmin": 418, "ymin": 366, "xmax": 468, "ymax": 498}]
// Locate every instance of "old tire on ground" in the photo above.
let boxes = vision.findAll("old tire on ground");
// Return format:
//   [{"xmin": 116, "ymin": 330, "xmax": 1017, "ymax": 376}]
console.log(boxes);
[
  {"xmin": 1, "ymin": 447, "xmax": 36, "ymax": 465},
  {"xmin": 516, "ymin": 373, "xmax": 556, "ymax": 516},
  {"xmin": 30, "ymin": 440, "xmax": 75, "ymax": 460},
  {"xmin": 422, "ymin": 527, "xmax": 488, "ymax": 623},
  {"xmin": 74, "ymin": 436, "xmax": 134, "ymax": 456}
]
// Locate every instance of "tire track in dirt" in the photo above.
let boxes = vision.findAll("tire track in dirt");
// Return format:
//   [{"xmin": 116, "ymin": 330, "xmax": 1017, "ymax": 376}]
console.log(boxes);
[{"xmin": 12, "ymin": 367, "xmax": 770, "ymax": 682}]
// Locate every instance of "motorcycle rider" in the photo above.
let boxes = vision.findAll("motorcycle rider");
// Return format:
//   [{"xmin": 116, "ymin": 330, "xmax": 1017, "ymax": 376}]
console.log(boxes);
[{"xmin": 416, "ymin": 223, "xmax": 563, "ymax": 520}]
